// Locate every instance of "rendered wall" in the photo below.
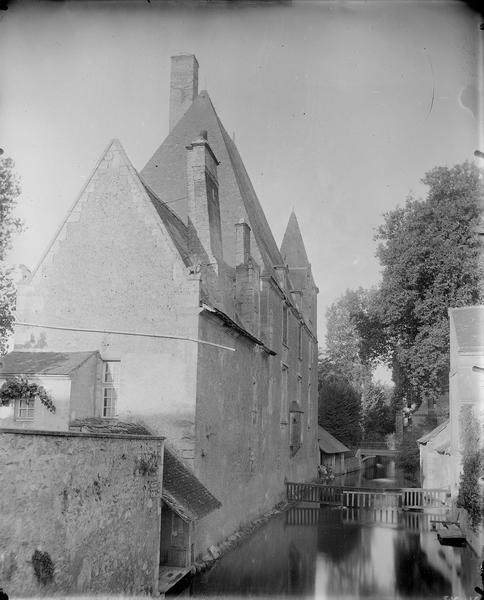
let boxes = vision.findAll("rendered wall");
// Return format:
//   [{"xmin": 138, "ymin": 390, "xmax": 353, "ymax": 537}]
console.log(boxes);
[
  {"xmin": 193, "ymin": 275, "xmax": 318, "ymax": 556},
  {"xmin": 0, "ymin": 376, "xmax": 71, "ymax": 431},
  {"xmin": 14, "ymin": 142, "xmax": 200, "ymax": 459},
  {"xmin": 0, "ymin": 429, "xmax": 163, "ymax": 597}
]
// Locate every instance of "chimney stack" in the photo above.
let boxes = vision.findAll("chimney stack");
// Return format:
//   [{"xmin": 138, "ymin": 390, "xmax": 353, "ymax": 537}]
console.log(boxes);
[
  {"xmin": 235, "ymin": 219, "xmax": 251, "ymax": 266},
  {"xmin": 170, "ymin": 54, "xmax": 199, "ymax": 131},
  {"xmin": 186, "ymin": 132, "xmax": 222, "ymax": 266}
]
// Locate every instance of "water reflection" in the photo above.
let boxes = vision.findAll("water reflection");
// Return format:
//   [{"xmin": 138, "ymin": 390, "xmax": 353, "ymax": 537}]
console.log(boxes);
[
  {"xmin": 189, "ymin": 506, "xmax": 480, "ymax": 599},
  {"xmin": 333, "ymin": 457, "xmax": 411, "ymax": 489}
]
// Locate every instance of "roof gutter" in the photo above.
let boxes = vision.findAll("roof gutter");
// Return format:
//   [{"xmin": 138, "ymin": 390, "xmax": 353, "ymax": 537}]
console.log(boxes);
[{"xmin": 200, "ymin": 303, "xmax": 277, "ymax": 356}]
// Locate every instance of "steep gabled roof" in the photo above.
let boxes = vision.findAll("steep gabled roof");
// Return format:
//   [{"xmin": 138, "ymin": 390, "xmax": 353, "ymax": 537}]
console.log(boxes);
[
  {"xmin": 280, "ymin": 211, "xmax": 310, "ymax": 269},
  {"xmin": 31, "ymin": 139, "xmax": 190, "ymax": 283},
  {"xmin": 0, "ymin": 351, "xmax": 99, "ymax": 376},
  {"xmin": 141, "ymin": 91, "xmax": 284, "ymax": 273}
]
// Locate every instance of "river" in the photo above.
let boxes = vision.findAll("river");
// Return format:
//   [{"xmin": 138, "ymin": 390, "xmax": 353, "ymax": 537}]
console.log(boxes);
[{"xmin": 177, "ymin": 459, "xmax": 482, "ymax": 599}]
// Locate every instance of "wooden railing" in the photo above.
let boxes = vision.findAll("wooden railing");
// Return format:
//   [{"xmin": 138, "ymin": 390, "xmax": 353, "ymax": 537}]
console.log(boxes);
[
  {"xmin": 343, "ymin": 489, "xmax": 400, "ymax": 509},
  {"xmin": 286, "ymin": 482, "xmax": 449, "ymax": 510},
  {"xmin": 285, "ymin": 482, "xmax": 342, "ymax": 504},
  {"xmin": 401, "ymin": 488, "xmax": 448, "ymax": 509}
]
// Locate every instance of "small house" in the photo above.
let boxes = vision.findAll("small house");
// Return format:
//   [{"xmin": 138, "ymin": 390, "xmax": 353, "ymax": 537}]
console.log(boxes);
[{"xmin": 318, "ymin": 426, "xmax": 349, "ymax": 475}]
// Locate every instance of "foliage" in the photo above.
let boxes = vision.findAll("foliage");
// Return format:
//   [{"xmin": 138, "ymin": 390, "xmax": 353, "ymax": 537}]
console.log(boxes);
[
  {"xmin": 456, "ymin": 405, "xmax": 482, "ymax": 529},
  {"xmin": 318, "ymin": 363, "xmax": 361, "ymax": 447},
  {"xmin": 396, "ymin": 427, "xmax": 421, "ymax": 481},
  {"xmin": 0, "ymin": 156, "xmax": 22, "ymax": 355},
  {"xmin": 324, "ymin": 288, "xmax": 373, "ymax": 393},
  {"xmin": 361, "ymin": 382, "xmax": 394, "ymax": 442},
  {"xmin": 0, "ymin": 376, "xmax": 55, "ymax": 413},
  {"xmin": 31, "ymin": 550, "xmax": 55, "ymax": 585},
  {"xmin": 357, "ymin": 162, "xmax": 483, "ymax": 409}
]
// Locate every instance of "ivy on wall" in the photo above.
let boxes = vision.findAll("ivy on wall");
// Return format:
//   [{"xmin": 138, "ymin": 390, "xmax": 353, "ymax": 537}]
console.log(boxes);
[
  {"xmin": 0, "ymin": 376, "xmax": 56, "ymax": 413},
  {"xmin": 456, "ymin": 404, "xmax": 483, "ymax": 529}
]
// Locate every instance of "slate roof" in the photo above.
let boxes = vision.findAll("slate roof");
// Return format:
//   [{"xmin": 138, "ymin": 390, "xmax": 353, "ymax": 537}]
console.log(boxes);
[
  {"xmin": 450, "ymin": 306, "xmax": 484, "ymax": 352},
  {"xmin": 162, "ymin": 446, "xmax": 221, "ymax": 521},
  {"xmin": 142, "ymin": 181, "xmax": 190, "ymax": 267},
  {"xmin": 141, "ymin": 91, "xmax": 284, "ymax": 274},
  {"xmin": 318, "ymin": 426, "xmax": 350, "ymax": 454},
  {"xmin": 280, "ymin": 211, "xmax": 310, "ymax": 269},
  {"xmin": 0, "ymin": 351, "xmax": 99, "ymax": 376}
]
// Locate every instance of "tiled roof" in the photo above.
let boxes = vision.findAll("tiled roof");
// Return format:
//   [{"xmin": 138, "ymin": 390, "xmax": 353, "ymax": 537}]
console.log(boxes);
[
  {"xmin": 0, "ymin": 351, "xmax": 99, "ymax": 376},
  {"xmin": 318, "ymin": 426, "xmax": 350, "ymax": 454},
  {"xmin": 69, "ymin": 417, "xmax": 153, "ymax": 436},
  {"xmin": 162, "ymin": 446, "xmax": 221, "ymax": 521},
  {"xmin": 450, "ymin": 306, "xmax": 484, "ymax": 352},
  {"xmin": 140, "ymin": 91, "xmax": 284, "ymax": 275}
]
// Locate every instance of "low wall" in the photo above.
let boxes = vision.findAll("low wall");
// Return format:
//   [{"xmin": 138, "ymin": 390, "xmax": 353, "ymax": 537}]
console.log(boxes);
[{"xmin": 0, "ymin": 428, "xmax": 164, "ymax": 597}]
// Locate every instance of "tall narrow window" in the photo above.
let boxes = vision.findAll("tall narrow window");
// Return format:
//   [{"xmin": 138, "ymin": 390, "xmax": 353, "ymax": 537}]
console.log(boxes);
[
  {"xmin": 289, "ymin": 401, "xmax": 303, "ymax": 456},
  {"xmin": 16, "ymin": 398, "xmax": 34, "ymax": 421},
  {"xmin": 280, "ymin": 365, "xmax": 288, "ymax": 424},
  {"xmin": 251, "ymin": 376, "xmax": 258, "ymax": 425},
  {"xmin": 307, "ymin": 382, "xmax": 312, "ymax": 430},
  {"xmin": 282, "ymin": 304, "xmax": 288, "ymax": 346},
  {"xmin": 298, "ymin": 325, "xmax": 303, "ymax": 360},
  {"xmin": 102, "ymin": 361, "xmax": 120, "ymax": 418}
]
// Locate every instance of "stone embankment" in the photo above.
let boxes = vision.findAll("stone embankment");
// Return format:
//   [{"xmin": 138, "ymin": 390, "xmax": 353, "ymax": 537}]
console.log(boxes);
[{"xmin": 192, "ymin": 501, "xmax": 293, "ymax": 573}]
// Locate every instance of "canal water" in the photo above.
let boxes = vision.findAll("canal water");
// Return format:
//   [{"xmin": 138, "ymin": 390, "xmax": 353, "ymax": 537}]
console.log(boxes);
[{"xmin": 181, "ymin": 459, "xmax": 481, "ymax": 599}]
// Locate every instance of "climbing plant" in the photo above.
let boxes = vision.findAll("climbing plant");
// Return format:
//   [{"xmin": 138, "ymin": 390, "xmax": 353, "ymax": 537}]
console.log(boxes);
[
  {"xmin": 0, "ymin": 376, "xmax": 55, "ymax": 413},
  {"xmin": 456, "ymin": 405, "xmax": 482, "ymax": 529}
]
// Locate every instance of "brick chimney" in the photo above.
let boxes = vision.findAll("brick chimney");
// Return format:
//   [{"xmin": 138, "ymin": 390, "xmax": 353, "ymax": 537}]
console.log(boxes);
[
  {"xmin": 186, "ymin": 131, "xmax": 223, "ymax": 267},
  {"xmin": 235, "ymin": 219, "xmax": 260, "ymax": 336},
  {"xmin": 170, "ymin": 54, "xmax": 199, "ymax": 131}
]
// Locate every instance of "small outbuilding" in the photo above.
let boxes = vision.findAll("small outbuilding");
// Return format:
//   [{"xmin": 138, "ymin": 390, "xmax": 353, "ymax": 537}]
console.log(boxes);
[{"xmin": 318, "ymin": 426, "xmax": 350, "ymax": 475}]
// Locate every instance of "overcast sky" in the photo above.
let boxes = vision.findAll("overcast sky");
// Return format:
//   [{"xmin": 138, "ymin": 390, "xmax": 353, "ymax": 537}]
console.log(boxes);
[{"xmin": 1, "ymin": 0, "xmax": 481, "ymax": 350}]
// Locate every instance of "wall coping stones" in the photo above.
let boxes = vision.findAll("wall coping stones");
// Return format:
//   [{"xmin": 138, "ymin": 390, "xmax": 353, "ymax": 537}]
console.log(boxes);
[{"xmin": 0, "ymin": 427, "xmax": 165, "ymax": 441}]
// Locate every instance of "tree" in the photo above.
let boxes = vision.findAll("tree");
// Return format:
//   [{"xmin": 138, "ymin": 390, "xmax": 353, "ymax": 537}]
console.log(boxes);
[
  {"xmin": 318, "ymin": 358, "xmax": 361, "ymax": 446},
  {"xmin": 361, "ymin": 382, "xmax": 394, "ymax": 442},
  {"xmin": 324, "ymin": 288, "xmax": 373, "ymax": 393},
  {"xmin": 367, "ymin": 162, "xmax": 483, "ymax": 409},
  {"xmin": 0, "ymin": 156, "xmax": 22, "ymax": 355}
]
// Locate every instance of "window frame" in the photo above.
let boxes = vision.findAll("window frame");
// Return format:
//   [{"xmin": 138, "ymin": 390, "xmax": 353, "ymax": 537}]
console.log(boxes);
[
  {"xmin": 102, "ymin": 361, "xmax": 120, "ymax": 418},
  {"xmin": 15, "ymin": 397, "xmax": 35, "ymax": 421}
]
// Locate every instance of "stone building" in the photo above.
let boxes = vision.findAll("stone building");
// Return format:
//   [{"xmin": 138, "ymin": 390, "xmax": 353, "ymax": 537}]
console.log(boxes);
[{"xmin": 3, "ymin": 54, "xmax": 319, "ymax": 560}]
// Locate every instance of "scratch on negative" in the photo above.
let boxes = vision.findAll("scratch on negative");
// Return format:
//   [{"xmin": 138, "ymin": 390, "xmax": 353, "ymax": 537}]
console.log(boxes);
[{"xmin": 426, "ymin": 55, "xmax": 435, "ymax": 118}]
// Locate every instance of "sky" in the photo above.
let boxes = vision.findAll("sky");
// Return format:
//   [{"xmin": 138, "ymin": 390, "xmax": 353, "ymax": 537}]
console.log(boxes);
[{"xmin": 0, "ymin": 0, "xmax": 482, "ymax": 351}]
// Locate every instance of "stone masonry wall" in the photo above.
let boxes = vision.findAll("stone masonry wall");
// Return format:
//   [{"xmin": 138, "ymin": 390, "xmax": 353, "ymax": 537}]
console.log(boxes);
[{"xmin": 0, "ymin": 429, "xmax": 163, "ymax": 597}]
